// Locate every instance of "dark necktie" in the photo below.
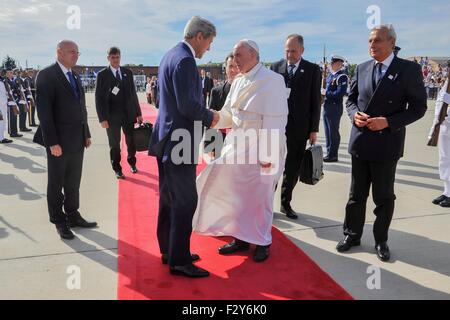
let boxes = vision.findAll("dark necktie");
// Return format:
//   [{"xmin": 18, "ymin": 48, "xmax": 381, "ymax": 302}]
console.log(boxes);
[
  {"xmin": 116, "ymin": 70, "xmax": 121, "ymax": 81},
  {"xmin": 373, "ymin": 62, "xmax": 383, "ymax": 90},
  {"xmin": 66, "ymin": 71, "xmax": 79, "ymax": 99},
  {"xmin": 288, "ymin": 64, "xmax": 296, "ymax": 80}
]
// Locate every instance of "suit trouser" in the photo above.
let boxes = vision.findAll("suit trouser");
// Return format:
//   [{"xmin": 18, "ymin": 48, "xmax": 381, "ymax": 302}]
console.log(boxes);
[
  {"xmin": 19, "ymin": 104, "xmax": 27, "ymax": 130},
  {"xmin": 344, "ymin": 156, "xmax": 397, "ymax": 244},
  {"xmin": 323, "ymin": 102, "xmax": 343, "ymax": 159},
  {"xmin": 46, "ymin": 148, "xmax": 84, "ymax": 225},
  {"xmin": 8, "ymin": 106, "xmax": 18, "ymax": 135},
  {"xmin": 106, "ymin": 117, "xmax": 136, "ymax": 172},
  {"xmin": 281, "ymin": 134, "xmax": 308, "ymax": 205},
  {"xmin": 0, "ymin": 103, "xmax": 7, "ymax": 140},
  {"xmin": 157, "ymin": 159, "xmax": 198, "ymax": 266}
]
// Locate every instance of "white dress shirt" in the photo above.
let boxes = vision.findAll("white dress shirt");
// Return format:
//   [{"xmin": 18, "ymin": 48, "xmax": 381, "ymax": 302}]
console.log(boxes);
[
  {"xmin": 110, "ymin": 65, "xmax": 122, "ymax": 80},
  {"xmin": 182, "ymin": 40, "xmax": 196, "ymax": 58},
  {"xmin": 287, "ymin": 58, "xmax": 301, "ymax": 75},
  {"xmin": 57, "ymin": 60, "xmax": 72, "ymax": 83},
  {"xmin": 374, "ymin": 52, "xmax": 395, "ymax": 78}
]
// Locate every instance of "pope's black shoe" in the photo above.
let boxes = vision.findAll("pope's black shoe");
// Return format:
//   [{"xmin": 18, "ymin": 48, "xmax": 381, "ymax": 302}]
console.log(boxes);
[
  {"xmin": 432, "ymin": 194, "xmax": 448, "ymax": 205},
  {"xmin": 170, "ymin": 264, "xmax": 209, "ymax": 278},
  {"xmin": 68, "ymin": 212, "xmax": 98, "ymax": 228},
  {"xmin": 253, "ymin": 245, "xmax": 270, "ymax": 262},
  {"xmin": 323, "ymin": 157, "xmax": 338, "ymax": 163},
  {"xmin": 161, "ymin": 253, "xmax": 200, "ymax": 265},
  {"xmin": 375, "ymin": 242, "xmax": 390, "ymax": 262},
  {"xmin": 218, "ymin": 239, "xmax": 250, "ymax": 255},
  {"xmin": 439, "ymin": 197, "xmax": 450, "ymax": 207},
  {"xmin": 280, "ymin": 203, "xmax": 298, "ymax": 220},
  {"xmin": 336, "ymin": 235, "xmax": 361, "ymax": 252},
  {"xmin": 56, "ymin": 223, "xmax": 75, "ymax": 240}
]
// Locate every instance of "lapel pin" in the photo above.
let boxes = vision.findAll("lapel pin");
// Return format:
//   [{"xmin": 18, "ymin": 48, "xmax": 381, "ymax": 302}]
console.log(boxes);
[
  {"xmin": 388, "ymin": 75, "xmax": 394, "ymax": 80},
  {"xmin": 300, "ymin": 69, "xmax": 305, "ymax": 73}
]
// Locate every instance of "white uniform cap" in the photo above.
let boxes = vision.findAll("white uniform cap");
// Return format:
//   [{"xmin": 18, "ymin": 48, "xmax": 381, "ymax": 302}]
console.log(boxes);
[{"xmin": 331, "ymin": 54, "xmax": 345, "ymax": 62}]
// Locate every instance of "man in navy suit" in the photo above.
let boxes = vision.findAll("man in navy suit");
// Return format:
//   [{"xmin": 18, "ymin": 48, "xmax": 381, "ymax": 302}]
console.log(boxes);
[
  {"xmin": 336, "ymin": 25, "xmax": 427, "ymax": 261},
  {"xmin": 149, "ymin": 16, "xmax": 219, "ymax": 277},
  {"xmin": 34, "ymin": 40, "xmax": 97, "ymax": 240}
]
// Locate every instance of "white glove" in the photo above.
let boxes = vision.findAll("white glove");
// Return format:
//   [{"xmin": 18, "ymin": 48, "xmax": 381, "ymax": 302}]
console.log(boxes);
[
  {"xmin": 321, "ymin": 88, "xmax": 327, "ymax": 95},
  {"xmin": 444, "ymin": 93, "xmax": 450, "ymax": 105},
  {"xmin": 19, "ymin": 100, "xmax": 26, "ymax": 104},
  {"xmin": 27, "ymin": 95, "xmax": 33, "ymax": 99},
  {"xmin": 8, "ymin": 101, "xmax": 17, "ymax": 106}
]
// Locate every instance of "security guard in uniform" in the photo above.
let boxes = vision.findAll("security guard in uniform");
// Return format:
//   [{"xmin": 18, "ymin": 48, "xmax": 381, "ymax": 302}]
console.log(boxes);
[{"xmin": 322, "ymin": 54, "xmax": 348, "ymax": 162}]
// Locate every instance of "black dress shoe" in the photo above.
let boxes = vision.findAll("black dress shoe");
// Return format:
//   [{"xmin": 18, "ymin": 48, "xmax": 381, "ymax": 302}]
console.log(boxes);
[
  {"xmin": 56, "ymin": 223, "xmax": 75, "ymax": 240},
  {"xmin": 439, "ymin": 197, "xmax": 450, "ymax": 207},
  {"xmin": 131, "ymin": 165, "xmax": 138, "ymax": 174},
  {"xmin": 10, "ymin": 133, "xmax": 23, "ymax": 138},
  {"xmin": 323, "ymin": 157, "xmax": 338, "ymax": 163},
  {"xmin": 0, "ymin": 139, "xmax": 13, "ymax": 144},
  {"xmin": 218, "ymin": 239, "xmax": 250, "ymax": 255},
  {"xmin": 253, "ymin": 245, "xmax": 270, "ymax": 262},
  {"xmin": 20, "ymin": 128, "xmax": 32, "ymax": 132},
  {"xmin": 336, "ymin": 235, "xmax": 361, "ymax": 252},
  {"xmin": 68, "ymin": 213, "xmax": 98, "ymax": 228},
  {"xmin": 115, "ymin": 171, "xmax": 125, "ymax": 179},
  {"xmin": 280, "ymin": 203, "xmax": 298, "ymax": 220},
  {"xmin": 170, "ymin": 264, "xmax": 209, "ymax": 278},
  {"xmin": 161, "ymin": 253, "xmax": 200, "ymax": 265},
  {"xmin": 375, "ymin": 242, "xmax": 390, "ymax": 262},
  {"xmin": 432, "ymin": 194, "xmax": 448, "ymax": 205}
]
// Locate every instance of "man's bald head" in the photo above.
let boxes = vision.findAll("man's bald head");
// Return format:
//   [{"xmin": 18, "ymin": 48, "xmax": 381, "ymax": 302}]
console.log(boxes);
[{"xmin": 56, "ymin": 40, "xmax": 79, "ymax": 69}]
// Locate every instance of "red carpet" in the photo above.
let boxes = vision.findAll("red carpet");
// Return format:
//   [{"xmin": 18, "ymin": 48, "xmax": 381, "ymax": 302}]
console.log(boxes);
[{"xmin": 117, "ymin": 103, "xmax": 353, "ymax": 300}]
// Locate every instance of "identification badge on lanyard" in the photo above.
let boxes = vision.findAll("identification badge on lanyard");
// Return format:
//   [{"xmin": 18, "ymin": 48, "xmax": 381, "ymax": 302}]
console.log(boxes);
[{"xmin": 112, "ymin": 86, "xmax": 120, "ymax": 95}]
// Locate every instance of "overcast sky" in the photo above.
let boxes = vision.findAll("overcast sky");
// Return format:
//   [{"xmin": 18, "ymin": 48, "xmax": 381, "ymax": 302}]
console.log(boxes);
[{"xmin": 1, "ymin": 0, "xmax": 449, "ymax": 69}]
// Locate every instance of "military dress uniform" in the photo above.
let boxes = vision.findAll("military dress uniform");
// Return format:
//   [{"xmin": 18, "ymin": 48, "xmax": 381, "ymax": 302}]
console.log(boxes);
[
  {"xmin": 322, "ymin": 55, "xmax": 348, "ymax": 162},
  {"xmin": 15, "ymin": 76, "xmax": 32, "ymax": 132}
]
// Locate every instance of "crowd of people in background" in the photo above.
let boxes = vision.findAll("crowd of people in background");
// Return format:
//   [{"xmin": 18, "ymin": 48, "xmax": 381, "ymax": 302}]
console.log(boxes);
[{"xmin": 413, "ymin": 57, "xmax": 449, "ymax": 100}]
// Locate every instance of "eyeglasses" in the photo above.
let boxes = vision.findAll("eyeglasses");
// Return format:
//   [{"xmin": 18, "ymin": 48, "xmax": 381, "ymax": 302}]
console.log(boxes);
[{"xmin": 62, "ymin": 49, "xmax": 81, "ymax": 56}]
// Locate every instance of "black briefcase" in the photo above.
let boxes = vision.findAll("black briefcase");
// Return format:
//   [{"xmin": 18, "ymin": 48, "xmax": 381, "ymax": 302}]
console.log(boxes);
[
  {"xmin": 133, "ymin": 122, "xmax": 153, "ymax": 152},
  {"xmin": 299, "ymin": 144, "xmax": 324, "ymax": 185}
]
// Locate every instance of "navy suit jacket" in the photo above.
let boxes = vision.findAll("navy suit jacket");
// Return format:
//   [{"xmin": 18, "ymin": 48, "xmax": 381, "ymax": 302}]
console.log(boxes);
[
  {"xmin": 346, "ymin": 56, "xmax": 427, "ymax": 161},
  {"xmin": 33, "ymin": 63, "xmax": 91, "ymax": 153},
  {"xmin": 149, "ymin": 42, "xmax": 213, "ymax": 162}
]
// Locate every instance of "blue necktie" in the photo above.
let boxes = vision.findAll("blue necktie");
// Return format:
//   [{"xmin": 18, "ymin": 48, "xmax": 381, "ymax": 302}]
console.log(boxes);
[
  {"xmin": 288, "ymin": 64, "xmax": 295, "ymax": 80},
  {"xmin": 67, "ymin": 71, "xmax": 79, "ymax": 99},
  {"xmin": 373, "ymin": 62, "xmax": 383, "ymax": 90},
  {"xmin": 116, "ymin": 70, "xmax": 121, "ymax": 81}
]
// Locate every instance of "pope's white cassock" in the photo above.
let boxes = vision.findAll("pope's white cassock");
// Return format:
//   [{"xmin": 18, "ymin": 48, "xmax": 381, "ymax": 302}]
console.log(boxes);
[
  {"xmin": 429, "ymin": 80, "xmax": 450, "ymax": 192},
  {"xmin": 193, "ymin": 62, "xmax": 288, "ymax": 246}
]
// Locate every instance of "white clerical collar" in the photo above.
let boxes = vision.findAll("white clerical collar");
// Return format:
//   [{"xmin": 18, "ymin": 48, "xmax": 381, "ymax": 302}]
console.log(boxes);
[
  {"xmin": 57, "ymin": 60, "xmax": 71, "ymax": 75},
  {"xmin": 182, "ymin": 40, "xmax": 196, "ymax": 58},
  {"xmin": 243, "ymin": 62, "xmax": 263, "ymax": 80},
  {"xmin": 375, "ymin": 52, "xmax": 395, "ymax": 68}
]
